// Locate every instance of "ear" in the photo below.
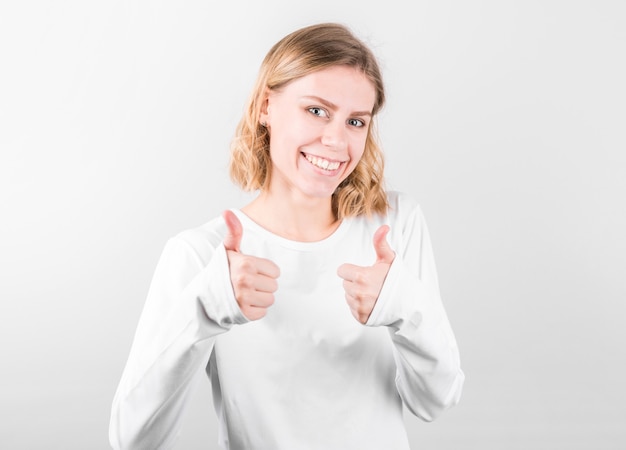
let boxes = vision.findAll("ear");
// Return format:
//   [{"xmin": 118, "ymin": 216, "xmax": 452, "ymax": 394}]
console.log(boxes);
[{"xmin": 258, "ymin": 88, "xmax": 271, "ymax": 127}]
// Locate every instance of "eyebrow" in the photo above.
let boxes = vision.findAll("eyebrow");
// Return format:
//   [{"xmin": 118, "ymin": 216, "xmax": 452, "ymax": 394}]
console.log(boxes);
[{"xmin": 302, "ymin": 96, "xmax": 372, "ymax": 117}]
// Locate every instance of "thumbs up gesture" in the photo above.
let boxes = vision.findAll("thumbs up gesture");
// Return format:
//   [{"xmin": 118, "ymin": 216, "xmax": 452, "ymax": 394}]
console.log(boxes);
[
  {"xmin": 337, "ymin": 225, "xmax": 396, "ymax": 324},
  {"xmin": 222, "ymin": 210, "xmax": 280, "ymax": 321}
]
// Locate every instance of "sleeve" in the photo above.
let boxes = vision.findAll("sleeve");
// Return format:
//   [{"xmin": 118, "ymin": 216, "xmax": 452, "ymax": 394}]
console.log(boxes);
[
  {"xmin": 365, "ymin": 202, "xmax": 465, "ymax": 422},
  {"xmin": 109, "ymin": 235, "xmax": 248, "ymax": 450}
]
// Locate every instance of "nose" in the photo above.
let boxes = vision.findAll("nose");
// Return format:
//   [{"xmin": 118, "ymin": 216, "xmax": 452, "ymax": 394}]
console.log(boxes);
[{"xmin": 320, "ymin": 119, "xmax": 348, "ymax": 152}]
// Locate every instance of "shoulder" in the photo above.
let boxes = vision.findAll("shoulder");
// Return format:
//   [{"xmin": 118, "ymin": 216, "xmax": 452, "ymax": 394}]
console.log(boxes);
[
  {"xmin": 347, "ymin": 191, "xmax": 426, "ymax": 241},
  {"xmin": 385, "ymin": 190, "xmax": 424, "ymax": 224},
  {"xmin": 162, "ymin": 214, "xmax": 229, "ymax": 267},
  {"xmin": 381, "ymin": 191, "xmax": 433, "ymax": 250},
  {"xmin": 347, "ymin": 191, "xmax": 424, "ymax": 229}
]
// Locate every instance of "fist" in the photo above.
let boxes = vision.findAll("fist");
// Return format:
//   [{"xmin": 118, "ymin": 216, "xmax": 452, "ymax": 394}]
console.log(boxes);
[
  {"xmin": 337, "ymin": 225, "xmax": 395, "ymax": 323},
  {"xmin": 223, "ymin": 210, "xmax": 280, "ymax": 321}
]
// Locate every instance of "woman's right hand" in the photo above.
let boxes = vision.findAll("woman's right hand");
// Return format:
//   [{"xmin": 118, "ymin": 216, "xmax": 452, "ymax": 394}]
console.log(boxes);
[{"xmin": 222, "ymin": 210, "xmax": 280, "ymax": 320}]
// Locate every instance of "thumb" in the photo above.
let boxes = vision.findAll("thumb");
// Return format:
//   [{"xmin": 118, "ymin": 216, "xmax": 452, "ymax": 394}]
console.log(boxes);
[
  {"xmin": 222, "ymin": 210, "xmax": 243, "ymax": 252},
  {"xmin": 373, "ymin": 225, "xmax": 395, "ymax": 264}
]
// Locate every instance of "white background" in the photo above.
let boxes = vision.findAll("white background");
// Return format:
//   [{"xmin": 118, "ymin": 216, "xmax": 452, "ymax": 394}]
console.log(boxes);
[{"xmin": 1, "ymin": 1, "xmax": 625, "ymax": 449}]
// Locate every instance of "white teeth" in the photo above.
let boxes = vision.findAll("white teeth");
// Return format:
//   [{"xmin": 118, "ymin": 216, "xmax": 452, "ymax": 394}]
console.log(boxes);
[{"xmin": 305, "ymin": 154, "xmax": 341, "ymax": 171}]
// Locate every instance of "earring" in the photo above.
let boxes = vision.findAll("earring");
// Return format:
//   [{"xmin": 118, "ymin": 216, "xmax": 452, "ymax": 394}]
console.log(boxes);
[{"xmin": 261, "ymin": 121, "xmax": 267, "ymax": 127}]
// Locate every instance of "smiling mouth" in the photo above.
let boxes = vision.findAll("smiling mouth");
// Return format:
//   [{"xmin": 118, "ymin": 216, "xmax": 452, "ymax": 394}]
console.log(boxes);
[{"xmin": 302, "ymin": 153, "xmax": 345, "ymax": 171}]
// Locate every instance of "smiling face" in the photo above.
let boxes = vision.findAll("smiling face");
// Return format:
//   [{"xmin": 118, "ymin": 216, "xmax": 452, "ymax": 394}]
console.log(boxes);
[{"xmin": 260, "ymin": 65, "xmax": 377, "ymax": 202}]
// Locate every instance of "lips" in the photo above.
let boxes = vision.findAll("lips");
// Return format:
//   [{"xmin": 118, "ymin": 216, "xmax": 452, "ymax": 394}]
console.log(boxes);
[{"xmin": 302, "ymin": 153, "xmax": 345, "ymax": 171}]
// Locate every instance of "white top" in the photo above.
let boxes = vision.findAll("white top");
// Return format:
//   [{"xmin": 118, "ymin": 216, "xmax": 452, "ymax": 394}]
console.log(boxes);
[{"xmin": 109, "ymin": 191, "xmax": 464, "ymax": 450}]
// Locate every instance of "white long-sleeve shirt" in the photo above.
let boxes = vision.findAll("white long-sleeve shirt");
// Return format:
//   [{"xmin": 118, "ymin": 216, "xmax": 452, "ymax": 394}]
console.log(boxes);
[{"xmin": 109, "ymin": 191, "xmax": 464, "ymax": 450}]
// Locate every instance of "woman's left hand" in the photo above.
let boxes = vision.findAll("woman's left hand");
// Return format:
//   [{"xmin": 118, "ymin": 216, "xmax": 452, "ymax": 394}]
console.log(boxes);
[{"xmin": 337, "ymin": 225, "xmax": 396, "ymax": 324}]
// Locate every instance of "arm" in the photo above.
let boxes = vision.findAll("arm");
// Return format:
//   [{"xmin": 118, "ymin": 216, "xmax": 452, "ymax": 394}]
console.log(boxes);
[
  {"xmin": 109, "ymin": 235, "xmax": 247, "ymax": 450},
  {"xmin": 366, "ymin": 204, "xmax": 465, "ymax": 422}
]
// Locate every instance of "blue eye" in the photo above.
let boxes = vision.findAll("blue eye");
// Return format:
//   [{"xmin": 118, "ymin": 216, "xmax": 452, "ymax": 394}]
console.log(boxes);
[
  {"xmin": 348, "ymin": 118, "xmax": 365, "ymax": 127},
  {"xmin": 308, "ymin": 107, "xmax": 328, "ymax": 118}
]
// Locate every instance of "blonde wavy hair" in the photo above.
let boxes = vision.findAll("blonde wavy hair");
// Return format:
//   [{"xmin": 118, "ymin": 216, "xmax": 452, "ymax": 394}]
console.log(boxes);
[{"xmin": 229, "ymin": 23, "xmax": 389, "ymax": 219}]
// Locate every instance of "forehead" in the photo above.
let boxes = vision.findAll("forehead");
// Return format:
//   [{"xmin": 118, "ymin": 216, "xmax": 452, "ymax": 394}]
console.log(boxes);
[{"xmin": 274, "ymin": 66, "xmax": 377, "ymax": 112}]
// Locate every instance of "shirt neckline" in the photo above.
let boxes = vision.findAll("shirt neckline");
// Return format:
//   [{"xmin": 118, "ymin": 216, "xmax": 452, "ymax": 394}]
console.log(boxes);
[{"xmin": 230, "ymin": 209, "xmax": 352, "ymax": 251}]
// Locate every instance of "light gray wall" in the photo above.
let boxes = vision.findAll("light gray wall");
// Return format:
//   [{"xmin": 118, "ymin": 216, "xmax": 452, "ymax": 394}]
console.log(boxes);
[{"xmin": 1, "ymin": 1, "xmax": 624, "ymax": 449}]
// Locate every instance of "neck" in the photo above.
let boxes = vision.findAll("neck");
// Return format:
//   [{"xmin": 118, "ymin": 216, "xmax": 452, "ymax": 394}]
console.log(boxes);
[{"xmin": 241, "ymin": 189, "xmax": 340, "ymax": 242}]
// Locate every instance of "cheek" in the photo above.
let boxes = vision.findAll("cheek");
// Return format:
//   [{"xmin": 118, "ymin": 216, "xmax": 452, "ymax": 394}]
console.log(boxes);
[
  {"xmin": 269, "ymin": 119, "xmax": 316, "ymax": 153},
  {"xmin": 349, "ymin": 135, "xmax": 368, "ymax": 163},
  {"xmin": 341, "ymin": 137, "xmax": 368, "ymax": 178},
  {"xmin": 267, "ymin": 126, "xmax": 294, "ymax": 159},
  {"xmin": 343, "ymin": 149, "xmax": 365, "ymax": 178}
]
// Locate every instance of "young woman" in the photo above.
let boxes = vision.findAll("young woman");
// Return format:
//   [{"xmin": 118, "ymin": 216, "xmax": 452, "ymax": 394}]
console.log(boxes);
[{"xmin": 109, "ymin": 22, "xmax": 464, "ymax": 450}]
